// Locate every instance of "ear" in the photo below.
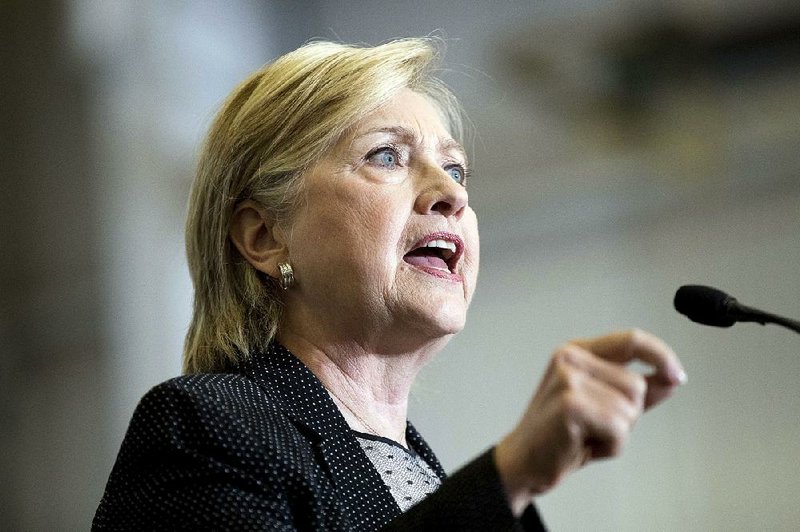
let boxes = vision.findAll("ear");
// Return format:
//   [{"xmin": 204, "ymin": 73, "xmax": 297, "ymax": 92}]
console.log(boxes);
[{"xmin": 229, "ymin": 200, "xmax": 288, "ymax": 278}]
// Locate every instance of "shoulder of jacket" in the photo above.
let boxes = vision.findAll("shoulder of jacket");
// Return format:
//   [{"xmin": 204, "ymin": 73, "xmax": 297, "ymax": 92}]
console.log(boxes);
[
  {"xmin": 133, "ymin": 373, "xmax": 289, "ymax": 430},
  {"xmin": 123, "ymin": 374, "xmax": 316, "ymax": 470}
]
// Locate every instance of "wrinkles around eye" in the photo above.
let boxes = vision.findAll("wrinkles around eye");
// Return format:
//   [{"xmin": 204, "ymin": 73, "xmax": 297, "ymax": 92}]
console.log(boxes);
[
  {"xmin": 361, "ymin": 144, "xmax": 469, "ymax": 187},
  {"xmin": 365, "ymin": 145, "xmax": 403, "ymax": 169}
]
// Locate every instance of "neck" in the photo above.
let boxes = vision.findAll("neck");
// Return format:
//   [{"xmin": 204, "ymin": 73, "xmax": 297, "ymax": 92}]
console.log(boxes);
[{"xmin": 278, "ymin": 329, "xmax": 447, "ymax": 447}]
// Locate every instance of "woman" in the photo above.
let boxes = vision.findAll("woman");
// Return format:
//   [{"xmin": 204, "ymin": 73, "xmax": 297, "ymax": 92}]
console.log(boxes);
[{"xmin": 94, "ymin": 38, "xmax": 686, "ymax": 530}]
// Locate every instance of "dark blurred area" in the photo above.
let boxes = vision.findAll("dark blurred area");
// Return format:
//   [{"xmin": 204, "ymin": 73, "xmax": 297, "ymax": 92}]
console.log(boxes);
[
  {"xmin": 2, "ymin": 2, "xmax": 107, "ymax": 528},
  {"xmin": 2, "ymin": 1, "xmax": 799, "ymax": 529}
]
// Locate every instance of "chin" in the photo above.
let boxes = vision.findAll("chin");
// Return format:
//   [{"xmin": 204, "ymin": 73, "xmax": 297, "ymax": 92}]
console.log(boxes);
[{"xmin": 411, "ymin": 301, "xmax": 468, "ymax": 339}]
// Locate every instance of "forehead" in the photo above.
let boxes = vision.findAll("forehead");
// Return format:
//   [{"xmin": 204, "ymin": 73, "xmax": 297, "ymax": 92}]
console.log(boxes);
[
  {"xmin": 341, "ymin": 89, "xmax": 461, "ymax": 153},
  {"xmin": 361, "ymin": 89, "xmax": 450, "ymax": 133}
]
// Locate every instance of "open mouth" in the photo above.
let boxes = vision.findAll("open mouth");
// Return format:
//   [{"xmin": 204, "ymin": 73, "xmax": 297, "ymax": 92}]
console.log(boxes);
[{"xmin": 403, "ymin": 233, "xmax": 464, "ymax": 274}]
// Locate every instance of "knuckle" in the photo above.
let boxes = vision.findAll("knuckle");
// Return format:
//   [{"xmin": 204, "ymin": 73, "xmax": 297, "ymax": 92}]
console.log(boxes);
[
  {"xmin": 552, "ymin": 348, "xmax": 582, "ymax": 389},
  {"xmin": 627, "ymin": 328, "xmax": 648, "ymax": 349},
  {"xmin": 560, "ymin": 390, "xmax": 584, "ymax": 418},
  {"xmin": 616, "ymin": 392, "xmax": 641, "ymax": 422},
  {"xmin": 559, "ymin": 366, "xmax": 583, "ymax": 393},
  {"xmin": 553, "ymin": 344, "xmax": 577, "ymax": 365},
  {"xmin": 606, "ymin": 410, "xmax": 624, "ymax": 432}
]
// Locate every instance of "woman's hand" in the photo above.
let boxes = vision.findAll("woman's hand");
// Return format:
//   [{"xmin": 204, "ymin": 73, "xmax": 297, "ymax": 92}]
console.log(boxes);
[{"xmin": 494, "ymin": 329, "xmax": 687, "ymax": 515}]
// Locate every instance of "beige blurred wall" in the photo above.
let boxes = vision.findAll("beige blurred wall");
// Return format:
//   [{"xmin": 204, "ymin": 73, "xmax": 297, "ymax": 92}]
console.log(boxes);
[{"xmin": 2, "ymin": 1, "xmax": 798, "ymax": 530}]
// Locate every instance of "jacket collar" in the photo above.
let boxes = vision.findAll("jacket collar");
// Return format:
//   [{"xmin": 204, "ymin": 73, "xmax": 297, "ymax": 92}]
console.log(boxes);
[{"xmin": 235, "ymin": 343, "xmax": 445, "ymax": 524}]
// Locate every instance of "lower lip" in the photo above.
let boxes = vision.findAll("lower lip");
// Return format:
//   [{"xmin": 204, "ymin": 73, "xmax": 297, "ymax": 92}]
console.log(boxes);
[{"xmin": 404, "ymin": 261, "xmax": 463, "ymax": 282}]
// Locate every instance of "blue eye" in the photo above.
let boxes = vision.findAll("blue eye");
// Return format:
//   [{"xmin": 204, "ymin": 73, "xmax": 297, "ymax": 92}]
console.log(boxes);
[
  {"xmin": 368, "ymin": 147, "xmax": 399, "ymax": 168},
  {"xmin": 446, "ymin": 165, "xmax": 467, "ymax": 185}
]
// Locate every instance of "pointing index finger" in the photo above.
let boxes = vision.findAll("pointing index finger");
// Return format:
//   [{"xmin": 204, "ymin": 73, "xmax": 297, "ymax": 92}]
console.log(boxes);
[{"xmin": 572, "ymin": 329, "xmax": 687, "ymax": 387}]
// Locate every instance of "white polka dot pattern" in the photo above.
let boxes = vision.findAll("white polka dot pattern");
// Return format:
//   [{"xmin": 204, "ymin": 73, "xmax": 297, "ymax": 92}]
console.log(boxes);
[{"xmin": 93, "ymin": 343, "xmax": 546, "ymax": 531}]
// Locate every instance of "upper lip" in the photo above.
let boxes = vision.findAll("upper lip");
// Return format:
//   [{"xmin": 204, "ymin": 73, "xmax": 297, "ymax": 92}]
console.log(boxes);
[{"xmin": 406, "ymin": 232, "xmax": 465, "ymax": 273}]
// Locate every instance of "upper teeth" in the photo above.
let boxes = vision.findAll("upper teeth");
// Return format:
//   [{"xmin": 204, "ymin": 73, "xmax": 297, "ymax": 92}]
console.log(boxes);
[{"xmin": 425, "ymin": 240, "xmax": 457, "ymax": 253}]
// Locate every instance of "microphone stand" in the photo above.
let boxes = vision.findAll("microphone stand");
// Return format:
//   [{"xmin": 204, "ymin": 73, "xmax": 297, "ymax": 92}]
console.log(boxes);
[{"xmin": 729, "ymin": 303, "xmax": 800, "ymax": 334}]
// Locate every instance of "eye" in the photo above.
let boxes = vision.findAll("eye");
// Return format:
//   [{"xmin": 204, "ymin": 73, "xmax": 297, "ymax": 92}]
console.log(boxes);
[
  {"xmin": 445, "ymin": 164, "xmax": 468, "ymax": 186},
  {"xmin": 366, "ymin": 146, "xmax": 400, "ymax": 169}
]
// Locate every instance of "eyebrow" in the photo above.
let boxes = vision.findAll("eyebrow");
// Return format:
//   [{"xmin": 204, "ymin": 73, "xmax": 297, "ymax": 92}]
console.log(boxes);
[{"xmin": 357, "ymin": 125, "xmax": 467, "ymax": 161}]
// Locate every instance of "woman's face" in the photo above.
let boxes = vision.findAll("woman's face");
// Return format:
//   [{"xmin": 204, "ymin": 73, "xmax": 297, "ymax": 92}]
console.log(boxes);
[{"xmin": 281, "ymin": 89, "xmax": 479, "ymax": 351}]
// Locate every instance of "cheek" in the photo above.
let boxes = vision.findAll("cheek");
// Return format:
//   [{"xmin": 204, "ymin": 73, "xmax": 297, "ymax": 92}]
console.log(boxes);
[
  {"xmin": 299, "ymin": 185, "xmax": 409, "ymax": 275},
  {"xmin": 353, "ymin": 197, "xmax": 409, "ymax": 275}
]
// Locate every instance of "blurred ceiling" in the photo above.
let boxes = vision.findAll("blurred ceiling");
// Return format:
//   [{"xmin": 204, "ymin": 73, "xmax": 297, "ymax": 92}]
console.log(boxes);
[{"xmin": 464, "ymin": 1, "xmax": 800, "ymax": 245}]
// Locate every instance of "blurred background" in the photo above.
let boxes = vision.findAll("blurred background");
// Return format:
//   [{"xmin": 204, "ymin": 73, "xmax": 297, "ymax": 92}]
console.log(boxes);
[{"xmin": 2, "ymin": 0, "xmax": 799, "ymax": 529}]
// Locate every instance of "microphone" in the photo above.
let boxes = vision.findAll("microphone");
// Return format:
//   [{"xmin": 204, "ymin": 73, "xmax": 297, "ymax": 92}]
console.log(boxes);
[{"xmin": 674, "ymin": 285, "xmax": 800, "ymax": 334}]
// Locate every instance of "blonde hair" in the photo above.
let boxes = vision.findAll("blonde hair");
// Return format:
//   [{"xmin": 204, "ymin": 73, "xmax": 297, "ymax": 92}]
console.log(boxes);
[{"xmin": 183, "ymin": 38, "xmax": 463, "ymax": 373}]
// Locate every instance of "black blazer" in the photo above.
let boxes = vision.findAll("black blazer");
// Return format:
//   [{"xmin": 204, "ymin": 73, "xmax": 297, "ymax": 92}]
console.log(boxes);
[{"xmin": 94, "ymin": 343, "xmax": 545, "ymax": 530}]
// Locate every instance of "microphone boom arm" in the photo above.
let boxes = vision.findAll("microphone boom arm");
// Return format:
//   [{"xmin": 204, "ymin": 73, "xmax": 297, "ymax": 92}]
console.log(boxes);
[{"xmin": 728, "ymin": 302, "xmax": 800, "ymax": 334}]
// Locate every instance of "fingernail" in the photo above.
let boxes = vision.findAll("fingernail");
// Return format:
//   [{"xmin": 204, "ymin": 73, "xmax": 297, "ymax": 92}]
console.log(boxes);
[{"xmin": 675, "ymin": 368, "xmax": 688, "ymax": 385}]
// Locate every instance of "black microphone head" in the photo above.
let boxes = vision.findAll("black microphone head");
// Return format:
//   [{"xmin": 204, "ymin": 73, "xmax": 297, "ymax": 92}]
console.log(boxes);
[{"xmin": 674, "ymin": 285, "xmax": 737, "ymax": 327}]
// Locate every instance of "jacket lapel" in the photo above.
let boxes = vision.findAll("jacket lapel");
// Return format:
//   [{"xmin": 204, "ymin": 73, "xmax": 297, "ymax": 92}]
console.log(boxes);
[
  {"xmin": 237, "ymin": 344, "xmax": 402, "ymax": 527},
  {"xmin": 406, "ymin": 421, "xmax": 447, "ymax": 480}
]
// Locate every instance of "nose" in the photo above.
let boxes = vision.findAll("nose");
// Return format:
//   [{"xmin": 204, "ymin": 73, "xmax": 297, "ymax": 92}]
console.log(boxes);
[{"xmin": 414, "ymin": 165, "xmax": 468, "ymax": 219}]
